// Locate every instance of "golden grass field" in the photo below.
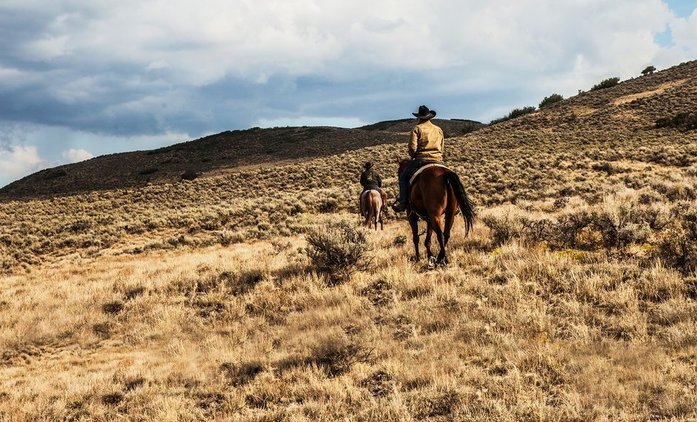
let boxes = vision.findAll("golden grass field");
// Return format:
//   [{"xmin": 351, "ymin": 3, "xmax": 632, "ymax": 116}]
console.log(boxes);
[{"xmin": 1, "ymin": 61, "xmax": 697, "ymax": 420}]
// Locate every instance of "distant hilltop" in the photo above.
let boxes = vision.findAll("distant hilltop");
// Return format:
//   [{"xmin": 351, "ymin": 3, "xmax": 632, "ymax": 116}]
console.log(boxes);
[{"xmin": 0, "ymin": 118, "xmax": 484, "ymax": 200}]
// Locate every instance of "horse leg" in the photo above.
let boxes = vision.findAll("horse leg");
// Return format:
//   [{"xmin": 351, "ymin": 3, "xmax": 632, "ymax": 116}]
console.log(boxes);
[
  {"xmin": 425, "ymin": 221, "xmax": 440, "ymax": 270},
  {"xmin": 424, "ymin": 222, "xmax": 434, "ymax": 260},
  {"xmin": 432, "ymin": 214, "xmax": 448, "ymax": 265},
  {"xmin": 364, "ymin": 202, "xmax": 373, "ymax": 229},
  {"xmin": 372, "ymin": 206, "xmax": 378, "ymax": 230},
  {"xmin": 378, "ymin": 204, "xmax": 384, "ymax": 230},
  {"xmin": 380, "ymin": 190, "xmax": 388, "ymax": 216},
  {"xmin": 409, "ymin": 212, "xmax": 420, "ymax": 261},
  {"xmin": 443, "ymin": 210, "xmax": 454, "ymax": 247}
]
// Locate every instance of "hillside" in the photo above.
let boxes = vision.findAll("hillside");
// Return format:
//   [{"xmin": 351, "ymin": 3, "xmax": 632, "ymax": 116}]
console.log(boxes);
[
  {"xmin": 0, "ymin": 118, "xmax": 483, "ymax": 200},
  {"xmin": 0, "ymin": 126, "xmax": 403, "ymax": 199},
  {"xmin": 1, "ymin": 60, "xmax": 697, "ymax": 420}
]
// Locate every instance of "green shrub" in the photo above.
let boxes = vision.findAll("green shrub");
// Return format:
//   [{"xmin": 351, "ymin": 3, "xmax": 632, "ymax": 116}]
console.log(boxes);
[
  {"xmin": 481, "ymin": 213, "xmax": 525, "ymax": 246},
  {"xmin": 508, "ymin": 106, "xmax": 537, "ymax": 119},
  {"xmin": 641, "ymin": 65, "xmax": 656, "ymax": 75},
  {"xmin": 489, "ymin": 106, "xmax": 536, "ymax": 125},
  {"xmin": 655, "ymin": 112, "xmax": 697, "ymax": 131},
  {"xmin": 539, "ymin": 93, "xmax": 564, "ymax": 109},
  {"xmin": 305, "ymin": 220, "xmax": 371, "ymax": 285},
  {"xmin": 318, "ymin": 198, "xmax": 338, "ymax": 213},
  {"xmin": 591, "ymin": 77, "xmax": 620, "ymax": 91},
  {"xmin": 550, "ymin": 210, "xmax": 595, "ymax": 250},
  {"xmin": 653, "ymin": 204, "xmax": 697, "ymax": 274}
]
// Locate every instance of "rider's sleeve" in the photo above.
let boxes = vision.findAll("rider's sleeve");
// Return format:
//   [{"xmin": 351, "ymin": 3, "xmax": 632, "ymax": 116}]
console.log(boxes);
[{"xmin": 439, "ymin": 130, "xmax": 445, "ymax": 157}]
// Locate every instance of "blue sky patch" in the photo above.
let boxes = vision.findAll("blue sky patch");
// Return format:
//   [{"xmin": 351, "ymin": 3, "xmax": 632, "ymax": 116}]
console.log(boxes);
[{"xmin": 664, "ymin": 0, "xmax": 696, "ymax": 18}]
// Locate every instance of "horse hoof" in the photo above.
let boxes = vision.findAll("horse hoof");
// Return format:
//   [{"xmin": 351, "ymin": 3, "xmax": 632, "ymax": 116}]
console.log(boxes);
[{"xmin": 427, "ymin": 256, "xmax": 437, "ymax": 270}]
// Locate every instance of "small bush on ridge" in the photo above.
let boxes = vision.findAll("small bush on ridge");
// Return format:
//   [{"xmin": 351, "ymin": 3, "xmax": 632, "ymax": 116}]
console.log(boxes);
[
  {"xmin": 539, "ymin": 93, "xmax": 564, "ymax": 109},
  {"xmin": 641, "ymin": 65, "xmax": 656, "ymax": 75},
  {"xmin": 490, "ymin": 106, "xmax": 537, "ymax": 125},
  {"xmin": 591, "ymin": 77, "xmax": 620, "ymax": 91}
]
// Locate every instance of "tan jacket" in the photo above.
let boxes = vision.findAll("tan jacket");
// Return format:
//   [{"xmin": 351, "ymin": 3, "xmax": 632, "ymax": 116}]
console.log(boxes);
[{"xmin": 408, "ymin": 120, "xmax": 444, "ymax": 162}]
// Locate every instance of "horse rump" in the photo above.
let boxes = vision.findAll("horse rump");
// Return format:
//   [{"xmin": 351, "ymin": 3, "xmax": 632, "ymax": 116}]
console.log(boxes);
[{"xmin": 361, "ymin": 189, "xmax": 384, "ymax": 230}]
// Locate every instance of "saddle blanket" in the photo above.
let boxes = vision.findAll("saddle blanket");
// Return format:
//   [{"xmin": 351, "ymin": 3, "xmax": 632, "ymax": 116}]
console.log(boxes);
[{"xmin": 409, "ymin": 163, "xmax": 450, "ymax": 185}]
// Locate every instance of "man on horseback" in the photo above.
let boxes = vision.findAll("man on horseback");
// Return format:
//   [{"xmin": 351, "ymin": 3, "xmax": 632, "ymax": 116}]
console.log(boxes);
[
  {"xmin": 360, "ymin": 161, "xmax": 387, "ymax": 214},
  {"xmin": 360, "ymin": 161, "xmax": 382, "ymax": 192},
  {"xmin": 392, "ymin": 105, "xmax": 444, "ymax": 213}
]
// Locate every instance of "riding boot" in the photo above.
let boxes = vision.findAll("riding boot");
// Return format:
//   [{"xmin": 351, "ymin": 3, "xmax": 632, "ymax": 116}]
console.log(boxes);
[{"xmin": 392, "ymin": 201, "xmax": 407, "ymax": 212}]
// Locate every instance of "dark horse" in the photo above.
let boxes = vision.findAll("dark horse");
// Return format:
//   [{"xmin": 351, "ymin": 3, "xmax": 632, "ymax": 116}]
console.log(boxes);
[{"xmin": 397, "ymin": 159, "xmax": 475, "ymax": 266}]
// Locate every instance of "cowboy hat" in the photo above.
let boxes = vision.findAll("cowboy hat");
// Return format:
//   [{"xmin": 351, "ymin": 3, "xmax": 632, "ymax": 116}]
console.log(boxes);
[{"xmin": 412, "ymin": 105, "xmax": 436, "ymax": 120}]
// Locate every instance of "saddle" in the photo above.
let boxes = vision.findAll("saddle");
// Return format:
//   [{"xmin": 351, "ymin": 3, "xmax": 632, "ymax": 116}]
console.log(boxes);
[{"xmin": 409, "ymin": 163, "xmax": 450, "ymax": 185}]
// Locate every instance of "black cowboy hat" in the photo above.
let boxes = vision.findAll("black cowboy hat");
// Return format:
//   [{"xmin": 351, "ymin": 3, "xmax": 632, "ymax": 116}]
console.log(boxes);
[
  {"xmin": 412, "ymin": 105, "xmax": 436, "ymax": 120},
  {"xmin": 364, "ymin": 161, "xmax": 373, "ymax": 169}
]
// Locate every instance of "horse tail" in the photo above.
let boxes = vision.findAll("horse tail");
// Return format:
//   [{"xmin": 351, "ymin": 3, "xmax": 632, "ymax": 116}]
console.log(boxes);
[
  {"xmin": 445, "ymin": 172, "xmax": 475, "ymax": 235},
  {"xmin": 365, "ymin": 190, "xmax": 381, "ymax": 229},
  {"xmin": 373, "ymin": 191, "xmax": 382, "ymax": 221},
  {"xmin": 369, "ymin": 192, "xmax": 378, "ymax": 228}
]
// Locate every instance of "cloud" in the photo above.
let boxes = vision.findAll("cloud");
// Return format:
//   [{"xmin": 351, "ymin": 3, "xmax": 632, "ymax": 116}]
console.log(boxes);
[
  {"xmin": 669, "ymin": 10, "xmax": 697, "ymax": 53},
  {"xmin": 0, "ymin": 1, "xmax": 681, "ymax": 124},
  {"xmin": 0, "ymin": 145, "xmax": 47, "ymax": 186},
  {"xmin": 0, "ymin": 0, "xmax": 695, "ymax": 187},
  {"xmin": 62, "ymin": 148, "xmax": 93, "ymax": 163}
]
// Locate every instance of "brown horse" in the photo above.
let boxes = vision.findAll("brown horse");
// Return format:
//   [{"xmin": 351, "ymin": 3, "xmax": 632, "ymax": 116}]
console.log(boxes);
[
  {"xmin": 397, "ymin": 159, "xmax": 475, "ymax": 266},
  {"xmin": 360, "ymin": 189, "xmax": 384, "ymax": 230}
]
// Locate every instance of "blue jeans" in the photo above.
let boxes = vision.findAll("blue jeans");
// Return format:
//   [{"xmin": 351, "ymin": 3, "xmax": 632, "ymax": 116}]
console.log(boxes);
[{"xmin": 398, "ymin": 159, "xmax": 426, "ymax": 204}]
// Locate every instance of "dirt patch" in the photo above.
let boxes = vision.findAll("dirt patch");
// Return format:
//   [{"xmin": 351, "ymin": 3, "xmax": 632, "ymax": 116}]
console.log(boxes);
[{"xmin": 613, "ymin": 79, "xmax": 689, "ymax": 106}]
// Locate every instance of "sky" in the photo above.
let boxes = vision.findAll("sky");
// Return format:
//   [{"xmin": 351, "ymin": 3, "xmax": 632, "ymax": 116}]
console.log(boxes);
[{"xmin": 1, "ymin": 0, "xmax": 696, "ymax": 187}]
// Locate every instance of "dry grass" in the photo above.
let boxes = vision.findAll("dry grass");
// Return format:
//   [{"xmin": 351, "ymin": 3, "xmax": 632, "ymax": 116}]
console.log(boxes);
[
  {"xmin": 1, "ymin": 60, "xmax": 697, "ymax": 420},
  {"xmin": 1, "ymin": 213, "xmax": 696, "ymax": 420}
]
